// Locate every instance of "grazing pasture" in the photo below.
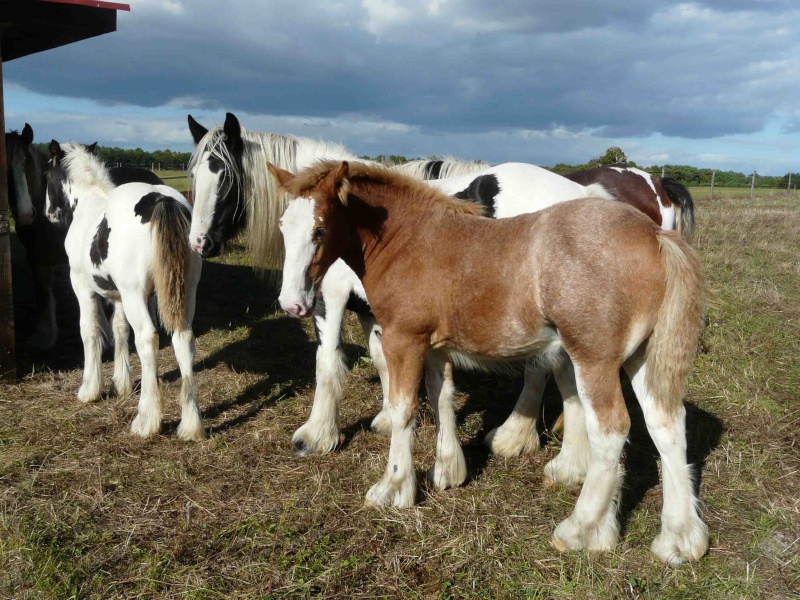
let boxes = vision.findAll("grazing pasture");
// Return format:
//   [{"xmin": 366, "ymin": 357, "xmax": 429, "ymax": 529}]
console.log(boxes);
[{"xmin": 1, "ymin": 194, "xmax": 798, "ymax": 598}]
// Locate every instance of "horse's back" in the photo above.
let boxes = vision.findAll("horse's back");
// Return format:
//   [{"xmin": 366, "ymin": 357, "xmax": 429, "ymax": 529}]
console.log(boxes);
[
  {"xmin": 430, "ymin": 162, "xmax": 591, "ymax": 217},
  {"xmin": 109, "ymin": 166, "xmax": 164, "ymax": 187}
]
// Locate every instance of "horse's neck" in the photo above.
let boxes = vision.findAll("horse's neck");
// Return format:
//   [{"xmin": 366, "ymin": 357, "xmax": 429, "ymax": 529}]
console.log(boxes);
[
  {"xmin": 29, "ymin": 148, "xmax": 48, "ymax": 211},
  {"xmin": 71, "ymin": 182, "xmax": 108, "ymax": 222}
]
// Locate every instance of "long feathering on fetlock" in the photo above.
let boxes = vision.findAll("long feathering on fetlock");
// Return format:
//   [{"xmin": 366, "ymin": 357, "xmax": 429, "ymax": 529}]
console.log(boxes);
[
  {"xmin": 645, "ymin": 231, "xmax": 705, "ymax": 415},
  {"xmin": 151, "ymin": 199, "xmax": 191, "ymax": 334}
]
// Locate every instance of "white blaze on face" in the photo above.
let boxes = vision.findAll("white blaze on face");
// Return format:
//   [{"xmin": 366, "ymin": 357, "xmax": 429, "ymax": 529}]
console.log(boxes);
[
  {"xmin": 278, "ymin": 197, "xmax": 317, "ymax": 316},
  {"xmin": 10, "ymin": 153, "xmax": 34, "ymax": 224},
  {"xmin": 188, "ymin": 155, "xmax": 223, "ymax": 245}
]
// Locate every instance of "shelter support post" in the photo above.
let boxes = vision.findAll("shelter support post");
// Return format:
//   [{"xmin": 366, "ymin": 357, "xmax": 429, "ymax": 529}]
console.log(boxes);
[{"xmin": 0, "ymin": 36, "xmax": 17, "ymax": 381}]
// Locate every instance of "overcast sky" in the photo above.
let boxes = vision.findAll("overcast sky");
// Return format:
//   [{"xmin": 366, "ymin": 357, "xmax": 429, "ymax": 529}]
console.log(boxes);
[{"xmin": 5, "ymin": 0, "xmax": 799, "ymax": 174}]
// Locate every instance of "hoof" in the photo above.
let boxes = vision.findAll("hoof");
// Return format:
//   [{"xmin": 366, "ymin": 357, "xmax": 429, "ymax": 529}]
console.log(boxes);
[
  {"xmin": 291, "ymin": 422, "xmax": 342, "ymax": 456},
  {"xmin": 426, "ymin": 452, "xmax": 467, "ymax": 491},
  {"xmin": 77, "ymin": 384, "xmax": 101, "ymax": 404},
  {"xmin": 365, "ymin": 473, "xmax": 416, "ymax": 508},
  {"xmin": 543, "ymin": 453, "xmax": 588, "ymax": 489},
  {"xmin": 370, "ymin": 409, "xmax": 392, "ymax": 434},
  {"xmin": 484, "ymin": 422, "xmax": 540, "ymax": 457},
  {"xmin": 552, "ymin": 515, "xmax": 619, "ymax": 553},
  {"xmin": 177, "ymin": 421, "xmax": 206, "ymax": 442},
  {"xmin": 130, "ymin": 412, "xmax": 162, "ymax": 438},
  {"xmin": 651, "ymin": 519, "xmax": 709, "ymax": 565}
]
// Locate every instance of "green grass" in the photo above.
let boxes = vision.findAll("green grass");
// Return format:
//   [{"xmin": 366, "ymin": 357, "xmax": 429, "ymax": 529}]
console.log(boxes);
[
  {"xmin": 156, "ymin": 169, "xmax": 190, "ymax": 193},
  {"xmin": 1, "ymin": 194, "xmax": 799, "ymax": 598}
]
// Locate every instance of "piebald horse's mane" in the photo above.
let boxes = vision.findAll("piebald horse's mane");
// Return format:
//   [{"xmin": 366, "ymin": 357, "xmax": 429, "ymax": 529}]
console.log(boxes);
[
  {"xmin": 62, "ymin": 143, "xmax": 114, "ymax": 195},
  {"xmin": 394, "ymin": 157, "xmax": 491, "ymax": 180},
  {"xmin": 287, "ymin": 160, "xmax": 486, "ymax": 218},
  {"xmin": 189, "ymin": 127, "xmax": 361, "ymax": 271}
]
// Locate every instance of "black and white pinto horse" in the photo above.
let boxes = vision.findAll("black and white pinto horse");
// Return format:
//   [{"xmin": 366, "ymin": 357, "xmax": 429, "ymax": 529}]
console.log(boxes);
[
  {"xmin": 6, "ymin": 124, "xmax": 165, "ymax": 351},
  {"xmin": 45, "ymin": 141, "xmax": 204, "ymax": 440},
  {"xmin": 403, "ymin": 157, "xmax": 695, "ymax": 244},
  {"xmin": 189, "ymin": 113, "xmax": 677, "ymax": 473}
]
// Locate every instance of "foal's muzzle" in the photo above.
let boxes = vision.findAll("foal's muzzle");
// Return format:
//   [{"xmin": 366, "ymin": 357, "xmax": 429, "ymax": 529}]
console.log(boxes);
[{"xmin": 280, "ymin": 295, "xmax": 315, "ymax": 319}]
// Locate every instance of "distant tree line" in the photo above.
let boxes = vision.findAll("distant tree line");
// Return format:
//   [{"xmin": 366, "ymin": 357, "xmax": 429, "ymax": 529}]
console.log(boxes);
[
  {"xmin": 34, "ymin": 143, "xmax": 193, "ymax": 171},
  {"xmin": 363, "ymin": 146, "xmax": 799, "ymax": 189},
  {"xmin": 32, "ymin": 143, "xmax": 797, "ymax": 188}
]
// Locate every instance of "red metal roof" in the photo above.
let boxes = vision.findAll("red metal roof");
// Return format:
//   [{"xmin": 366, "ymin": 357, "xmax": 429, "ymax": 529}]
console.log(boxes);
[{"xmin": 39, "ymin": 0, "xmax": 130, "ymax": 11}]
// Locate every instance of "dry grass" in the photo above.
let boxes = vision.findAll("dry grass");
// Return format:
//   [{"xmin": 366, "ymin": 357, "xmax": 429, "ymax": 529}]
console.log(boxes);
[{"xmin": 2, "ymin": 195, "xmax": 799, "ymax": 599}]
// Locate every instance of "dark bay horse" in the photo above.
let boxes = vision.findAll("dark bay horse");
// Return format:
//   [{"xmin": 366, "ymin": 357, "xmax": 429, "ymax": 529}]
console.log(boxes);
[{"xmin": 273, "ymin": 160, "xmax": 708, "ymax": 565}]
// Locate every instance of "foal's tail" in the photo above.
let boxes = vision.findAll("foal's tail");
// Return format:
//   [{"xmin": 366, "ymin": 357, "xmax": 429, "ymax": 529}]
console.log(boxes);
[
  {"xmin": 661, "ymin": 178, "xmax": 696, "ymax": 243},
  {"xmin": 645, "ymin": 230, "xmax": 704, "ymax": 414},
  {"xmin": 150, "ymin": 196, "xmax": 192, "ymax": 334}
]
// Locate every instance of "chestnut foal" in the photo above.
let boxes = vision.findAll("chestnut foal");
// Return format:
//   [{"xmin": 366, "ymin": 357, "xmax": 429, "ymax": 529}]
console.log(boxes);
[{"xmin": 271, "ymin": 160, "xmax": 708, "ymax": 564}]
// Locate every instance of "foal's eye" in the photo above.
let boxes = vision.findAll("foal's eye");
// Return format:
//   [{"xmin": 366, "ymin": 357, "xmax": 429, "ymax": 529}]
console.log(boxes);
[{"xmin": 313, "ymin": 227, "xmax": 326, "ymax": 242}]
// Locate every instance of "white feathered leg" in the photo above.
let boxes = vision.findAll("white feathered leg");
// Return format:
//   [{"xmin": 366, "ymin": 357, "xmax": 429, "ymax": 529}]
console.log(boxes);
[{"xmin": 425, "ymin": 352, "xmax": 467, "ymax": 490}]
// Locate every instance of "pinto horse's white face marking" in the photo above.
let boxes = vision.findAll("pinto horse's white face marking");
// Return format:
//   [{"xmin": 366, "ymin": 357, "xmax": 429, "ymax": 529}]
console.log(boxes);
[
  {"xmin": 188, "ymin": 150, "xmax": 225, "ymax": 255},
  {"xmin": 45, "ymin": 156, "xmax": 79, "ymax": 226},
  {"xmin": 278, "ymin": 197, "xmax": 318, "ymax": 318}
]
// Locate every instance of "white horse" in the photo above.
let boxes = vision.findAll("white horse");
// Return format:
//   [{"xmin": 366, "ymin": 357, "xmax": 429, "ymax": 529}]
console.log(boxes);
[
  {"xmin": 45, "ymin": 141, "xmax": 204, "ymax": 440},
  {"xmin": 186, "ymin": 113, "xmax": 624, "ymax": 459}
]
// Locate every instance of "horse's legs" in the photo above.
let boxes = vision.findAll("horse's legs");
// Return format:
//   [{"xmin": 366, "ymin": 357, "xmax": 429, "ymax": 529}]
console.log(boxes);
[
  {"xmin": 123, "ymin": 292, "xmax": 162, "ymax": 438},
  {"xmin": 73, "ymin": 277, "xmax": 103, "ymax": 403},
  {"xmin": 484, "ymin": 357, "xmax": 546, "ymax": 456},
  {"xmin": 544, "ymin": 359, "xmax": 591, "ymax": 487},
  {"xmin": 291, "ymin": 290, "xmax": 348, "ymax": 455},
  {"xmin": 27, "ymin": 263, "xmax": 58, "ymax": 352},
  {"xmin": 358, "ymin": 314, "xmax": 392, "ymax": 434},
  {"xmin": 174, "ymin": 263, "xmax": 204, "ymax": 442},
  {"xmin": 111, "ymin": 300, "xmax": 132, "ymax": 397},
  {"xmin": 365, "ymin": 331, "xmax": 425, "ymax": 508},
  {"xmin": 623, "ymin": 350, "xmax": 708, "ymax": 564},
  {"xmin": 425, "ymin": 352, "xmax": 467, "ymax": 490},
  {"xmin": 552, "ymin": 361, "xmax": 628, "ymax": 553}
]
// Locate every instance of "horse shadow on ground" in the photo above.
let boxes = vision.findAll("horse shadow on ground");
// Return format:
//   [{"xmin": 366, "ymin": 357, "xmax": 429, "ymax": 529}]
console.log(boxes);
[
  {"xmin": 451, "ymin": 367, "xmax": 723, "ymax": 530},
  {"xmin": 159, "ymin": 260, "xmax": 324, "ymax": 435}
]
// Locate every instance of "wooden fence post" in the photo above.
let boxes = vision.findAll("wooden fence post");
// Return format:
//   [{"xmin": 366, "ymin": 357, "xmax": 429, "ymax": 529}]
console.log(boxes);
[
  {"xmin": 661, "ymin": 166, "xmax": 665, "ymax": 178},
  {"xmin": 788, "ymin": 172, "xmax": 792, "ymax": 194},
  {"xmin": 750, "ymin": 171, "xmax": 755, "ymax": 198}
]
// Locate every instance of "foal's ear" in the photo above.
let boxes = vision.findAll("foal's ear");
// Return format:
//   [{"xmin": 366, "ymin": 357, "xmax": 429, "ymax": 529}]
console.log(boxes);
[
  {"xmin": 267, "ymin": 162, "xmax": 295, "ymax": 190},
  {"xmin": 187, "ymin": 114, "xmax": 208, "ymax": 145},
  {"xmin": 49, "ymin": 140, "xmax": 62, "ymax": 160},
  {"xmin": 86, "ymin": 142, "xmax": 98, "ymax": 154},
  {"xmin": 331, "ymin": 161, "xmax": 350, "ymax": 206},
  {"xmin": 21, "ymin": 123, "xmax": 34, "ymax": 144}
]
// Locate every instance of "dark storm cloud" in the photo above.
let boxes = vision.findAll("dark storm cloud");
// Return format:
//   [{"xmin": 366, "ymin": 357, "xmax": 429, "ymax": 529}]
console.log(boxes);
[{"xmin": 6, "ymin": 0, "xmax": 800, "ymax": 140}]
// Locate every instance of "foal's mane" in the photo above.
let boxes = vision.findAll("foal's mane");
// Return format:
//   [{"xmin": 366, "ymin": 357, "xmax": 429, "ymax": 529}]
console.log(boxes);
[
  {"xmin": 288, "ymin": 160, "xmax": 486, "ymax": 217},
  {"xmin": 62, "ymin": 143, "xmax": 114, "ymax": 195},
  {"xmin": 188, "ymin": 126, "xmax": 361, "ymax": 271}
]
